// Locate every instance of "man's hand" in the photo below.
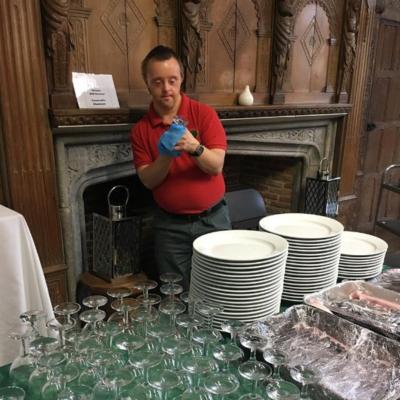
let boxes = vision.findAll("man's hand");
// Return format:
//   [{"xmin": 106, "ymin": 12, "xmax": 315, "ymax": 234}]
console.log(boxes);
[{"xmin": 173, "ymin": 128, "xmax": 200, "ymax": 154}]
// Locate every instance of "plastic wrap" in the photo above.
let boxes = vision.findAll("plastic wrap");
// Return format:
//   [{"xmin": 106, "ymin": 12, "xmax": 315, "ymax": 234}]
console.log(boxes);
[
  {"xmin": 368, "ymin": 269, "xmax": 400, "ymax": 293},
  {"xmin": 254, "ymin": 305, "xmax": 400, "ymax": 400},
  {"xmin": 304, "ymin": 281, "xmax": 400, "ymax": 341}
]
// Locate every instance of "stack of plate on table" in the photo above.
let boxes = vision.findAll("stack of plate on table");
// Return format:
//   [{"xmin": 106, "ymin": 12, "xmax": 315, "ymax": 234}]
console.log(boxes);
[
  {"xmin": 259, "ymin": 213, "xmax": 344, "ymax": 302},
  {"xmin": 338, "ymin": 231, "xmax": 388, "ymax": 280},
  {"xmin": 190, "ymin": 230, "xmax": 288, "ymax": 328}
]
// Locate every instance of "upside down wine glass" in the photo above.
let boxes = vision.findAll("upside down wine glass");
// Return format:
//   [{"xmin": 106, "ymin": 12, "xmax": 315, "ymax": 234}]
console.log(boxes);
[
  {"xmin": 8, "ymin": 324, "xmax": 37, "ymax": 390},
  {"xmin": 289, "ymin": 365, "xmax": 321, "ymax": 399}
]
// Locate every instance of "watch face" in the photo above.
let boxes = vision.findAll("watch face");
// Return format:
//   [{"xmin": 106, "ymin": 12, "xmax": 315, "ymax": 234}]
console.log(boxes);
[{"xmin": 197, "ymin": 145, "xmax": 205, "ymax": 156}]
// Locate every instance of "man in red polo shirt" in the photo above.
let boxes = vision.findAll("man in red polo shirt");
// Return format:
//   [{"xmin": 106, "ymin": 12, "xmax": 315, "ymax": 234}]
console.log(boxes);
[{"xmin": 130, "ymin": 45, "xmax": 231, "ymax": 291}]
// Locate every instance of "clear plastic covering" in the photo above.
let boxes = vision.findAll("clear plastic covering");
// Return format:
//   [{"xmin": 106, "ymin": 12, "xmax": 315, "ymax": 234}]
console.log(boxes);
[
  {"xmin": 369, "ymin": 269, "xmax": 400, "ymax": 293},
  {"xmin": 253, "ymin": 305, "xmax": 400, "ymax": 400},
  {"xmin": 304, "ymin": 281, "xmax": 400, "ymax": 341}
]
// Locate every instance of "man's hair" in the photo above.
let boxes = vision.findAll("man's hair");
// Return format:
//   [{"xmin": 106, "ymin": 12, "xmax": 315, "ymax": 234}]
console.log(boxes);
[{"xmin": 141, "ymin": 45, "xmax": 184, "ymax": 80}]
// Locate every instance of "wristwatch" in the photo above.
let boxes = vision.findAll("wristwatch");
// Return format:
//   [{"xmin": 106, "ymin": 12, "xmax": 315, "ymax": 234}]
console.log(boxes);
[{"xmin": 190, "ymin": 144, "xmax": 205, "ymax": 157}]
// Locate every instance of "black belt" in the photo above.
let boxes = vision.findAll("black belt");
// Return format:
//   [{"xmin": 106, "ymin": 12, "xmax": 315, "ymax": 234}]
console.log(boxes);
[{"xmin": 161, "ymin": 199, "xmax": 225, "ymax": 222}]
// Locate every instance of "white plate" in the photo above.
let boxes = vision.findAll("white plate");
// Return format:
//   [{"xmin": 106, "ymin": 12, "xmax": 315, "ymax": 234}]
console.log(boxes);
[
  {"xmin": 193, "ymin": 230, "xmax": 289, "ymax": 262},
  {"xmin": 284, "ymin": 270, "xmax": 338, "ymax": 282},
  {"xmin": 341, "ymin": 231, "xmax": 388, "ymax": 256},
  {"xmin": 193, "ymin": 248, "xmax": 289, "ymax": 266},
  {"xmin": 259, "ymin": 214, "xmax": 344, "ymax": 239},
  {"xmin": 286, "ymin": 235, "xmax": 343, "ymax": 247},
  {"xmin": 192, "ymin": 262, "xmax": 285, "ymax": 283},
  {"xmin": 286, "ymin": 253, "xmax": 341, "ymax": 264},
  {"xmin": 191, "ymin": 268, "xmax": 285, "ymax": 289},
  {"xmin": 192, "ymin": 253, "xmax": 288, "ymax": 271}
]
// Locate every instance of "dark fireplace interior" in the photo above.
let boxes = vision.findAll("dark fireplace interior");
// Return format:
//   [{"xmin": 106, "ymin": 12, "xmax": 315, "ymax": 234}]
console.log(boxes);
[{"xmin": 82, "ymin": 155, "xmax": 298, "ymax": 282}]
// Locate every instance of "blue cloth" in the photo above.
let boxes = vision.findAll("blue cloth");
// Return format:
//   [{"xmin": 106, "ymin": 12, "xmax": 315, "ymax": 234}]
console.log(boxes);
[{"xmin": 157, "ymin": 124, "xmax": 186, "ymax": 157}]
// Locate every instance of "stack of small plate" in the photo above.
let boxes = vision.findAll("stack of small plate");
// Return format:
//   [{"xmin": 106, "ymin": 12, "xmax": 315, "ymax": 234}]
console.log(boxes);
[
  {"xmin": 259, "ymin": 213, "xmax": 344, "ymax": 302},
  {"xmin": 190, "ymin": 230, "xmax": 288, "ymax": 328},
  {"xmin": 338, "ymin": 231, "xmax": 388, "ymax": 280}
]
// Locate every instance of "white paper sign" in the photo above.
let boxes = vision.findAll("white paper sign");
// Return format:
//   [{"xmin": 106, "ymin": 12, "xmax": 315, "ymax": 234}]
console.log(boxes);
[{"xmin": 72, "ymin": 72, "xmax": 120, "ymax": 109}]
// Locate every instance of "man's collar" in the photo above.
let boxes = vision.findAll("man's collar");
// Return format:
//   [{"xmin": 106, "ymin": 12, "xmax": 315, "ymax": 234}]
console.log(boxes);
[{"xmin": 148, "ymin": 93, "xmax": 190, "ymax": 128}]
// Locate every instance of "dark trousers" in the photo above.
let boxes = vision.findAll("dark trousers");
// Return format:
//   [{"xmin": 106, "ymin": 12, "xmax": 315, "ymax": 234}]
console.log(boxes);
[{"xmin": 152, "ymin": 202, "xmax": 232, "ymax": 292}]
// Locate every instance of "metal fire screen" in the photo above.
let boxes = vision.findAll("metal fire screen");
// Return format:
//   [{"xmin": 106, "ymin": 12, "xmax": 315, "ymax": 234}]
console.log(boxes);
[
  {"xmin": 304, "ymin": 177, "xmax": 340, "ymax": 218},
  {"xmin": 92, "ymin": 213, "xmax": 142, "ymax": 282}
]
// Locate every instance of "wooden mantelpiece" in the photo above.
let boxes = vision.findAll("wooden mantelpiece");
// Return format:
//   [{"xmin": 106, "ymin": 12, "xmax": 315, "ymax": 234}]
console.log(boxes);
[{"xmin": 49, "ymin": 104, "xmax": 352, "ymax": 128}]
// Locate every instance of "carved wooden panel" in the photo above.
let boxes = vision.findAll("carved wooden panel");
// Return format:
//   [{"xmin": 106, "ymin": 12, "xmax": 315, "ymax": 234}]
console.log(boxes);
[
  {"xmin": 45, "ymin": 266, "xmax": 69, "ymax": 306},
  {"xmin": 355, "ymin": 16, "xmax": 400, "ymax": 232}
]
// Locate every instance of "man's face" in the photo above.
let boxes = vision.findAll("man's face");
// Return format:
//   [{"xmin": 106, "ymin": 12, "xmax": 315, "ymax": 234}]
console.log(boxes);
[{"xmin": 145, "ymin": 57, "xmax": 183, "ymax": 114}]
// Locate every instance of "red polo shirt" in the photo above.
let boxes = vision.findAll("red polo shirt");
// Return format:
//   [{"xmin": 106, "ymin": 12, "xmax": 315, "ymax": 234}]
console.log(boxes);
[{"xmin": 130, "ymin": 94, "xmax": 227, "ymax": 214}]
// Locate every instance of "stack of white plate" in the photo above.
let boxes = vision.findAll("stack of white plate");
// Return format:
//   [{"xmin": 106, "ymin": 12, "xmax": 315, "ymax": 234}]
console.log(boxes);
[
  {"xmin": 338, "ymin": 231, "xmax": 388, "ymax": 280},
  {"xmin": 259, "ymin": 213, "xmax": 344, "ymax": 302},
  {"xmin": 190, "ymin": 230, "xmax": 288, "ymax": 328}
]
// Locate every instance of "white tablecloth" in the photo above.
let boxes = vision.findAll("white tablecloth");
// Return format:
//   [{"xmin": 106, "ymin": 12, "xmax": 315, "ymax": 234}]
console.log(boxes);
[{"xmin": 0, "ymin": 205, "xmax": 54, "ymax": 366}]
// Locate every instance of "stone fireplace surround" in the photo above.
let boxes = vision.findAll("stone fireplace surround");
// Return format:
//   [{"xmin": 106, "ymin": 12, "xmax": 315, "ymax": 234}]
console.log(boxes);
[{"xmin": 53, "ymin": 111, "xmax": 347, "ymax": 300}]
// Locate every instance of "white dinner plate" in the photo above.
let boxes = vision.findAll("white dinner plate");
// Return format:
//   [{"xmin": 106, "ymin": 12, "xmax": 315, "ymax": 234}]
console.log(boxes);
[
  {"xmin": 192, "ymin": 262, "xmax": 285, "ymax": 283},
  {"xmin": 259, "ymin": 214, "xmax": 344, "ymax": 240},
  {"xmin": 193, "ymin": 230, "xmax": 289, "ymax": 262},
  {"xmin": 191, "ymin": 267, "xmax": 285, "ymax": 289},
  {"xmin": 341, "ymin": 231, "xmax": 388, "ymax": 256}
]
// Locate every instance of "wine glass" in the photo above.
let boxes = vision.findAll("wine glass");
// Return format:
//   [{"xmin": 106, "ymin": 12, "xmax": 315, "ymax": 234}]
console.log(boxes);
[
  {"xmin": 192, "ymin": 327, "xmax": 222, "ymax": 358},
  {"xmin": 57, "ymin": 384, "xmax": 94, "ymax": 400},
  {"xmin": 128, "ymin": 350, "xmax": 163, "ymax": 387},
  {"xmin": 96, "ymin": 321, "xmax": 124, "ymax": 349},
  {"xmin": 54, "ymin": 302, "xmax": 81, "ymax": 323},
  {"xmin": 158, "ymin": 299, "xmax": 186, "ymax": 327},
  {"xmin": 29, "ymin": 350, "xmax": 66, "ymax": 397},
  {"xmin": 130, "ymin": 305, "xmax": 159, "ymax": 350},
  {"xmin": 134, "ymin": 280, "xmax": 161, "ymax": 311},
  {"xmin": 46, "ymin": 316, "xmax": 76, "ymax": 354},
  {"xmin": 65, "ymin": 328, "xmax": 91, "ymax": 371},
  {"xmin": 181, "ymin": 292, "xmax": 204, "ymax": 317},
  {"xmin": 181, "ymin": 356, "xmax": 218, "ymax": 398},
  {"xmin": 172, "ymin": 116, "xmax": 189, "ymax": 126},
  {"xmin": 238, "ymin": 360, "xmax": 272, "ymax": 396},
  {"xmin": 162, "ymin": 336, "xmax": 192, "ymax": 371},
  {"xmin": 263, "ymin": 349, "xmax": 290, "ymax": 381},
  {"xmin": 221, "ymin": 320, "xmax": 245, "ymax": 345},
  {"xmin": 8, "ymin": 324, "xmax": 37, "ymax": 390},
  {"xmin": 239, "ymin": 326, "xmax": 268, "ymax": 361},
  {"xmin": 196, "ymin": 302, "xmax": 224, "ymax": 330},
  {"xmin": 265, "ymin": 380, "xmax": 300, "ymax": 400},
  {"xmin": 147, "ymin": 322, "xmax": 177, "ymax": 354},
  {"xmin": 82, "ymin": 295, "xmax": 108, "ymax": 310},
  {"xmin": 239, "ymin": 395, "xmax": 265, "ymax": 400},
  {"xmin": 114, "ymin": 332, "xmax": 146, "ymax": 359},
  {"xmin": 289, "ymin": 365, "xmax": 321, "ymax": 399},
  {"xmin": 41, "ymin": 364, "xmax": 80, "ymax": 400},
  {"xmin": 0, "ymin": 386, "xmax": 26, "ymax": 400},
  {"xmin": 107, "ymin": 288, "xmax": 132, "ymax": 325},
  {"xmin": 118, "ymin": 386, "xmax": 148, "ymax": 400},
  {"xmin": 109, "ymin": 298, "xmax": 140, "ymax": 331},
  {"xmin": 212, "ymin": 343, "xmax": 244, "ymax": 373},
  {"xmin": 147, "ymin": 368, "xmax": 181, "ymax": 400},
  {"xmin": 103, "ymin": 368, "xmax": 134, "ymax": 398},
  {"xmin": 79, "ymin": 309, "xmax": 106, "ymax": 336},
  {"xmin": 204, "ymin": 372, "xmax": 240, "ymax": 400},
  {"xmin": 20, "ymin": 310, "xmax": 47, "ymax": 338},
  {"xmin": 175, "ymin": 313, "xmax": 204, "ymax": 341}
]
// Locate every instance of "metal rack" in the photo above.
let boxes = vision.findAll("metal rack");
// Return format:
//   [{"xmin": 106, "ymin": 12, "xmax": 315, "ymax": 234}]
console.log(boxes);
[{"xmin": 373, "ymin": 164, "xmax": 400, "ymax": 236}]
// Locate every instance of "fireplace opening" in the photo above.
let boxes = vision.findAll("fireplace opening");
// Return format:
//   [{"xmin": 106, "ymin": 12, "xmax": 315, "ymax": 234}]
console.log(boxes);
[
  {"xmin": 81, "ymin": 154, "xmax": 298, "ymax": 288},
  {"xmin": 83, "ymin": 174, "xmax": 159, "ymax": 282}
]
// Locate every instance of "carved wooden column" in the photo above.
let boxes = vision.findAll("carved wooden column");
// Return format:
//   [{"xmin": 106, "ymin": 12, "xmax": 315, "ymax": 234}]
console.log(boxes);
[
  {"xmin": 252, "ymin": 0, "xmax": 273, "ymax": 94},
  {"xmin": 155, "ymin": 0, "xmax": 176, "ymax": 48},
  {"xmin": 337, "ymin": 0, "xmax": 376, "ymax": 226},
  {"xmin": 0, "ymin": 0, "xmax": 68, "ymax": 303}
]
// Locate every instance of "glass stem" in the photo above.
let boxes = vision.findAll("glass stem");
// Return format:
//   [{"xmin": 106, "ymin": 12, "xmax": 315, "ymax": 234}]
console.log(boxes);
[
  {"xmin": 251, "ymin": 379, "xmax": 258, "ymax": 393},
  {"xmin": 300, "ymin": 384, "xmax": 308, "ymax": 398},
  {"xmin": 203, "ymin": 342, "xmax": 210, "ymax": 357},
  {"xmin": 162, "ymin": 388, "xmax": 168, "ymax": 400},
  {"xmin": 21, "ymin": 338, "xmax": 28, "ymax": 357},
  {"xmin": 272, "ymin": 365, "xmax": 280, "ymax": 380}
]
